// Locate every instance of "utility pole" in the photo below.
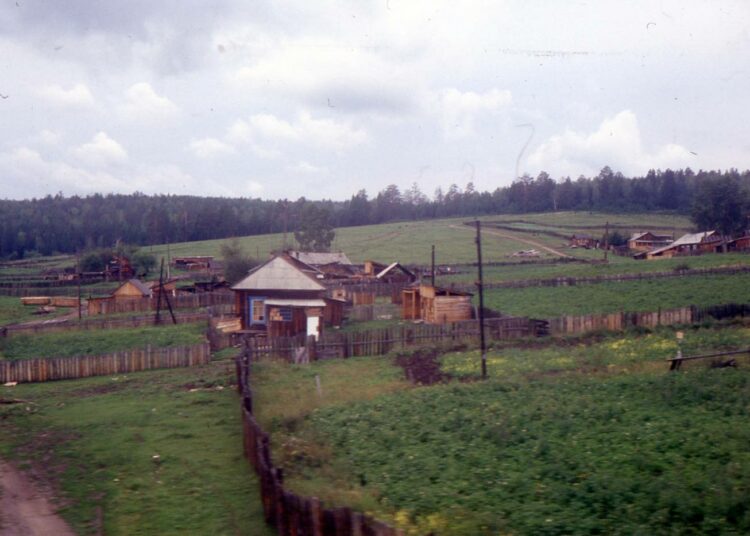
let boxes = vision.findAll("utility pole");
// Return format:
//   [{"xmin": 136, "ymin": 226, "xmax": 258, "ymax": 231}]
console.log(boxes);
[
  {"xmin": 76, "ymin": 251, "xmax": 82, "ymax": 321},
  {"xmin": 604, "ymin": 221, "xmax": 609, "ymax": 262},
  {"xmin": 475, "ymin": 220, "xmax": 487, "ymax": 379},
  {"xmin": 155, "ymin": 259, "xmax": 164, "ymax": 324},
  {"xmin": 431, "ymin": 244, "xmax": 436, "ymax": 286}
]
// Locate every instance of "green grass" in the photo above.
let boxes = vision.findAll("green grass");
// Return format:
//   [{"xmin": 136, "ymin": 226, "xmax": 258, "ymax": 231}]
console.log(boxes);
[
  {"xmin": 252, "ymin": 325, "xmax": 750, "ymax": 535},
  {"xmin": 0, "ymin": 295, "xmax": 71, "ymax": 325},
  {"xmin": 0, "ymin": 361, "xmax": 274, "ymax": 535},
  {"xmin": 0, "ymin": 322, "xmax": 207, "ymax": 360},
  {"xmin": 482, "ymin": 273, "xmax": 750, "ymax": 317}
]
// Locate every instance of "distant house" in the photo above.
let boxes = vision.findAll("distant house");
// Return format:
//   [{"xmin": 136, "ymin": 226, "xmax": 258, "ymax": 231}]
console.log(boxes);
[
  {"xmin": 375, "ymin": 262, "xmax": 417, "ymax": 284},
  {"xmin": 88, "ymin": 278, "xmax": 151, "ymax": 315},
  {"xmin": 727, "ymin": 234, "xmax": 750, "ymax": 252},
  {"xmin": 628, "ymin": 232, "xmax": 673, "ymax": 252},
  {"xmin": 569, "ymin": 234, "xmax": 598, "ymax": 249},
  {"xmin": 173, "ymin": 256, "xmax": 213, "ymax": 271},
  {"xmin": 402, "ymin": 284, "xmax": 473, "ymax": 324},
  {"xmin": 231, "ymin": 255, "xmax": 343, "ymax": 338},
  {"xmin": 287, "ymin": 250, "xmax": 352, "ymax": 266},
  {"xmin": 639, "ymin": 230, "xmax": 722, "ymax": 259}
]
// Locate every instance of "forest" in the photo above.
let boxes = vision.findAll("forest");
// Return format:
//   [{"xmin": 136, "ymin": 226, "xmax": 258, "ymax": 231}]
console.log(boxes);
[{"xmin": 1, "ymin": 166, "xmax": 749, "ymax": 258}]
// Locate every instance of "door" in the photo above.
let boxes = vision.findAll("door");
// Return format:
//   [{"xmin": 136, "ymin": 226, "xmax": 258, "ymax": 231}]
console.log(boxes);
[{"xmin": 306, "ymin": 315, "xmax": 320, "ymax": 339}]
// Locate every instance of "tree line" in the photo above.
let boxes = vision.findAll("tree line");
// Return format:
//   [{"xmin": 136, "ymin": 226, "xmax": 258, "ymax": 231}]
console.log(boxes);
[{"xmin": 1, "ymin": 167, "xmax": 748, "ymax": 259}]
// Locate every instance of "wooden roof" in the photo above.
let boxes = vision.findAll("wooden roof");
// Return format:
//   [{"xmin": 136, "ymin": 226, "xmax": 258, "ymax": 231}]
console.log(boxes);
[{"xmin": 231, "ymin": 255, "xmax": 325, "ymax": 292}]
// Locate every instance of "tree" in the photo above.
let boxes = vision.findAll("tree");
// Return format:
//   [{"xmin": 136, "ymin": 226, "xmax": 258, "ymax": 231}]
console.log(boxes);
[
  {"xmin": 220, "ymin": 239, "xmax": 259, "ymax": 284},
  {"xmin": 691, "ymin": 176, "xmax": 748, "ymax": 251},
  {"xmin": 294, "ymin": 204, "xmax": 336, "ymax": 252}
]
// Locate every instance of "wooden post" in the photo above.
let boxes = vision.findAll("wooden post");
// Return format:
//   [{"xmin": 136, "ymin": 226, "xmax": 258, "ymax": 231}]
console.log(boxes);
[
  {"xmin": 475, "ymin": 220, "xmax": 487, "ymax": 379},
  {"xmin": 431, "ymin": 244, "xmax": 436, "ymax": 286}
]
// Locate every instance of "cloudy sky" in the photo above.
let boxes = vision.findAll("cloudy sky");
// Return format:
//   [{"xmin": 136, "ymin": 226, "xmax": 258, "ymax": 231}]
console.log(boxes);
[{"xmin": 1, "ymin": 0, "xmax": 749, "ymax": 201}]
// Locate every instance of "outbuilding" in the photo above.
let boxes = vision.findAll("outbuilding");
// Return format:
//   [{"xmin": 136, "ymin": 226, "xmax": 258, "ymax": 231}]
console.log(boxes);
[{"xmin": 402, "ymin": 284, "xmax": 474, "ymax": 324}]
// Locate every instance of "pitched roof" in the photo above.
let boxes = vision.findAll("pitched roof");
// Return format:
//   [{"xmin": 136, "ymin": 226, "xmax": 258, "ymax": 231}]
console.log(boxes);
[
  {"xmin": 288, "ymin": 250, "xmax": 352, "ymax": 266},
  {"xmin": 647, "ymin": 230, "xmax": 719, "ymax": 256},
  {"xmin": 376, "ymin": 262, "xmax": 415, "ymax": 280},
  {"xmin": 231, "ymin": 255, "xmax": 325, "ymax": 291},
  {"xmin": 114, "ymin": 278, "xmax": 151, "ymax": 297}
]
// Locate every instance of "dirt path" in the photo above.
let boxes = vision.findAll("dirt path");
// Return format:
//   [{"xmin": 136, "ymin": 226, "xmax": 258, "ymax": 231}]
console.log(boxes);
[
  {"xmin": 0, "ymin": 460, "xmax": 75, "ymax": 536},
  {"xmin": 449, "ymin": 224, "xmax": 571, "ymax": 258}
]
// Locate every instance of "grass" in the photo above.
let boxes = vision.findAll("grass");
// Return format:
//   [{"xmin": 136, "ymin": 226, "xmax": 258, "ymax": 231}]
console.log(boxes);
[
  {"xmin": 0, "ymin": 296, "xmax": 71, "ymax": 325},
  {"xmin": 251, "ymin": 324, "xmax": 750, "ymax": 535},
  {"xmin": 0, "ymin": 361, "xmax": 274, "ymax": 535},
  {"xmin": 482, "ymin": 273, "xmax": 750, "ymax": 317},
  {"xmin": 0, "ymin": 322, "xmax": 207, "ymax": 360}
]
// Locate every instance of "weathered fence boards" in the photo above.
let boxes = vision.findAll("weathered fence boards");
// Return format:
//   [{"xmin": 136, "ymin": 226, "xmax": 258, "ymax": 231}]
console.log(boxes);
[
  {"xmin": 547, "ymin": 303, "xmax": 750, "ymax": 335},
  {"xmin": 88, "ymin": 291, "xmax": 234, "ymax": 315},
  {"xmin": 236, "ymin": 349, "xmax": 403, "ymax": 536},
  {"xmin": 4, "ymin": 312, "xmax": 209, "ymax": 337},
  {"xmin": 0, "ymin": 343, "xmax": 210, "ymax": 384},
  {"xmin": 245, "ymin": 317, "xmax": 537, "ymax": 361}
]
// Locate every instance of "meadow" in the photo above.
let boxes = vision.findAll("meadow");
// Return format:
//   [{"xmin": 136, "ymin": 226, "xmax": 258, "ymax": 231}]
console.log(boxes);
[
  {"xmin": 482, "ymin": 273, "xmax": 750, "ymax": 318},
  {"xmin": 0, "ymin": 359, "xmax": 273, "ymax": 536},
  {"xmin": 252, "ymin": 324, "xmax": 750, "ymax": 535},
  {"xmin": 0, "ymin": 322, "xmax": 206, "ymax": 360}
]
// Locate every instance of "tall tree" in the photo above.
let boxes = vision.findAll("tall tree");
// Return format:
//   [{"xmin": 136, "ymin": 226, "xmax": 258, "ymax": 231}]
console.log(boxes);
[
  {"xmin": 294, "ymin": 204, "xmax": 336, "ymax": 252},
  {"xmin": 691, "ymin": 176, "xmax": 748, "ymax": 251}
]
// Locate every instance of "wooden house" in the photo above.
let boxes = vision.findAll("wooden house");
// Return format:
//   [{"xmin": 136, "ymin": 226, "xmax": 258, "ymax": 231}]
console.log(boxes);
[
  {"xmin": 628, "ymin": 232, "xmax": 673, "ymax": 252},
  {"xmin": 232, "ymin": 255, "xmax": 342, "ymax": 338},
  {"xmin": 727, "ymin": 235, "xmax": 750, "ymax": 252},
  {"xmin": 642, "ymin": 230, "xmax": 722, "ymax": 259},
  {"xmin": 376, "ymin": 262, "xmax": 417, "ymax": 284},
  {"xmin": 173, "ymin": 256, "xmax": 213, "ymax": 271},
  {"xmin": 113, "ymin": 279, "xmax": 152, "ymax": 299},
  {"xmin": 402, "ymin": 284, "xmax": 473, "ymax": 324},
  {"xmin": 287, "ymin": 250, "xmax": 352, "ymax": 267},
  {"xmin": 569, "ymin": 234, "xmax": 598, "ymax": 249}
]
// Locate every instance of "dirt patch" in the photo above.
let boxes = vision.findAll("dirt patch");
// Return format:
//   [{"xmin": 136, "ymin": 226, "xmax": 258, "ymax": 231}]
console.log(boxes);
[
  {"xmin": 394, "ymin": 347, "xmax": 453, "ymax": 385},
  {"xmin": 0, "ymin": 459, "xmax": 76, "ymax": 536},
  {"xmin": 70, "ymin": 380, "xmax": 130, "ymax": 398},
  {"xmin": 449, "ymin": 223, "xmax": 570, "ymax": 258}
]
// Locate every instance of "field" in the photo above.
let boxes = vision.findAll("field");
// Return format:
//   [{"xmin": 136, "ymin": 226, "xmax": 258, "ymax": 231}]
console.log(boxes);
[
  {"xmin": 0, "ymin": 322, "xmax": 207, "ymax": 360},
  {"xmin": 252, "ymin": 324, "xmax": 750, "ymax": 535},
  {"xmin": 482, "ymin": 273, "xmax": 750, "ymax": 318},
  {"xmin": 0, "ymin": 359, "xmax": 273, "ymax": 536}
]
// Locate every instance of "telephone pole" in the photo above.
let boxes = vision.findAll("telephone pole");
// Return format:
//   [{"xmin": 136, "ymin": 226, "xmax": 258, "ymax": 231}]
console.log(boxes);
[{"xmin": 475, "ymin": 221, "xmax": 487, "ymax": 379}]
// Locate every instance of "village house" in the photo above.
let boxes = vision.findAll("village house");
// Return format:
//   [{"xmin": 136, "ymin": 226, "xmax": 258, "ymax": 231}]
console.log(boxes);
[
  {"xmin": 569, "ymin": 233, "xmax": 598, "ymax": 249},
  {"xmin": 637, "ymin": 230, "xmax": 722, "ymax": 260},
  {"xmin": 87, "ymin": 278, "xmax": 152, "ymax": 315},
  {"xmin": 627, "ymin": 232, "xmax": 674, "ymax": 252},
  {"xmin": 726, "ymin": 234, "xmax": 750, "ymax": 252},
  {"xmin": 231, "ymin": 254, "xmax": 344, "ymax": 338},
  {"xmin": 173, "ymin": 255, "xmax": 214, "ymax": 271},
  {"xmin": 402, "ymin": 284, "xmax": 473, "ymax": 324}
]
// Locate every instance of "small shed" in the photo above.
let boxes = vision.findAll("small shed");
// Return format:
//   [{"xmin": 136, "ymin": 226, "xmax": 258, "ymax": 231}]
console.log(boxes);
[
  {"xmin": 113, "ymin": 279, "xmax": 152, "ymax": 299},
  {"xmin": 402, "ymin": 284, "xmax": 473, "ymax": 324},
  {"xmin": 232, "ymin": 255, "xmax": 333, "ymax": 338},
  {"xmin": 569, "ymin": 234, "xmax": 598, "ymax": 249}
]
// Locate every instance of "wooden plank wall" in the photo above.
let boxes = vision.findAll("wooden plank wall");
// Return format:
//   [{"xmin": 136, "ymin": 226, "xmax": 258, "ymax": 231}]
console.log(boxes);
[
  {"xmin": 236, "ymin": 348, "xmax": 404, "ymax": 536},
  {"xmin": 0, "ymin": 343, "xmax": 211, "ymax": 384},
  {"xmin": 89, "ymin": 291, "xmax": 234, "ymax": 315}
]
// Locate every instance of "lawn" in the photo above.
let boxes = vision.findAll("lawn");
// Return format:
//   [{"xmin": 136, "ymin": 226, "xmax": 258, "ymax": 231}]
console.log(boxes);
[
  {"xmin": 251, "ymin": 324, "xmax": 750, "ymax": 535},
  {"xmin": 482, "ymin": 272, "xmax": 750, "ymax": 317},
  {"xmin": 0, "ymin": 360, "xmax": 273, "ymax": 535},
  {"xmin": 0, "ymin": 322, "xmax": 207, "ymax": 360},
  {"xmin": 0, "ymin": 295, "xmax": 72, "ymax": 325}
]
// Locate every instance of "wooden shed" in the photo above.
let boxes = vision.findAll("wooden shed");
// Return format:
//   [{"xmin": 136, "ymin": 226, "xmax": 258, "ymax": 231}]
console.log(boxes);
[
  {"xmin": 112, "ymin": 279, "xmax": 152, "ymax": 299},
  {"xmin": 402, "ymin": 284, "xmax": 473, "ymax": 324},
  {"xmin": 231, "ymin": 255, "xmax": 332, "ymax": 338}
]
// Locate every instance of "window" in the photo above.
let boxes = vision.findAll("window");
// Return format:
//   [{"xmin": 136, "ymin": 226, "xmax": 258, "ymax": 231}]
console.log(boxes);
[{"xmin": 251, "ymin": 298, "xmax": 265, "ymax": 323}]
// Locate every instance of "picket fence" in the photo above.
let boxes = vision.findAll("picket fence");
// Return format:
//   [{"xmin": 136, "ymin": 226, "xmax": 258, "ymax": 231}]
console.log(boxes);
[
  {"xmin": 236, "ymin": 348, "xmax": 403, "ymax": 536},
  {"xmin": 0, "ymin": 343, "xmax": 210, "ymax": 384}
]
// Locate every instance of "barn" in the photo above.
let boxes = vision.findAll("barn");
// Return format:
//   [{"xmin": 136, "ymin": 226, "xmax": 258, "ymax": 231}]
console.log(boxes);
[
  {"xmin": 231, "ymin": 255, "xmax": 343, "ymax": 338},
  {"xmin": 402, "ymin": 284, "xmax": 473, "ymax": 324}
]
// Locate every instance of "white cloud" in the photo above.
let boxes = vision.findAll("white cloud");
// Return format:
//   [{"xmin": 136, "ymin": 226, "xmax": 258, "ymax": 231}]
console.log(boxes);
[
  {"xmin": 435, "ymin": 88, "xmax": 513, "ymax": 139},
  {"xmin": 527, "ymin": 110, "xmax": 694, "ymax": 177},
  {"xmin": 289, "ymin": 161, "xmax": 328, "ymax": 174},
  {"xmin": 73, "ymin": 132, "xmax": 128, "ymax": 167},
  {"xmin": 118, "ymin": 82, "xmax": 179, "ymax": 122},
  {"xmin": 36, "ymin": 129, "xmax": 61, "ymax": 145},
  {"xmin": 227, "ymin": 112, "xmax": 367, "ymax": 153},
  {"xmin": 38, "ymin": 83, "xmax": 95, "ymax": 108},
  {"xmin": 188, "ymin": 137, "xmax": 236, "ymax": 159}
]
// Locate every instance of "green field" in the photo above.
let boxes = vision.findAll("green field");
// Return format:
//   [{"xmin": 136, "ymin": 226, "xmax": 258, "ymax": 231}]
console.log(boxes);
[
  {"xmin": 482, "ymin": 273, "xmax": 750, "ymax": 318},
  {"xmin": 252, "ymin": 324, "xmax": 750, "ymax": 535},
  {"xmin": 0, "ymin": 360, "xmax": 273, "ymax": 535},
  {"xmin": 0, "ymin": 323, "xmax": 206, "ymax": 360}
]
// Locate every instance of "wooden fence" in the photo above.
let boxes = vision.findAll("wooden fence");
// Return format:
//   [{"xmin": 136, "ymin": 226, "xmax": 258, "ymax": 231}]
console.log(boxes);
[
  {"xmin": 547, "ymin": 303, "xmax": 750, "ymax": 336},
  {"xmin": 0, "ymin": 342, "xmax": 211, "ymax": 384},
  {"xmin": 236, "ymin": 347, "xmax": 403, "ymax": 535},
  {"xmin": 88, "ymin": 291, "xmax": 234, "ymax": 315},
  {"xmin": 2, "ymin": 311, "xmax": 210, "ymax": 338},
  {"xmin": 244, "ymin": 317, "xmax": 539, "ymax": 361}
]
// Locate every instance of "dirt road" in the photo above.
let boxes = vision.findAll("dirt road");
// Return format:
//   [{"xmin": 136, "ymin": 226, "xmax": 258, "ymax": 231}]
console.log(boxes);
[
  {"xmin": 449, "ymin": 224, "xmax": 571, "ymax": 258},
  {"xmin": 0, "ymin": 460, "xmax": 75, "ymax": 536}
]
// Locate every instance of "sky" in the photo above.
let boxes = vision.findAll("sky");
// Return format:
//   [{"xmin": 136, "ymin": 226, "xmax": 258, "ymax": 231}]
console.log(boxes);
[{"xmin": 1, "ymin": 0, "xmax": 749, "ymax": 201}]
